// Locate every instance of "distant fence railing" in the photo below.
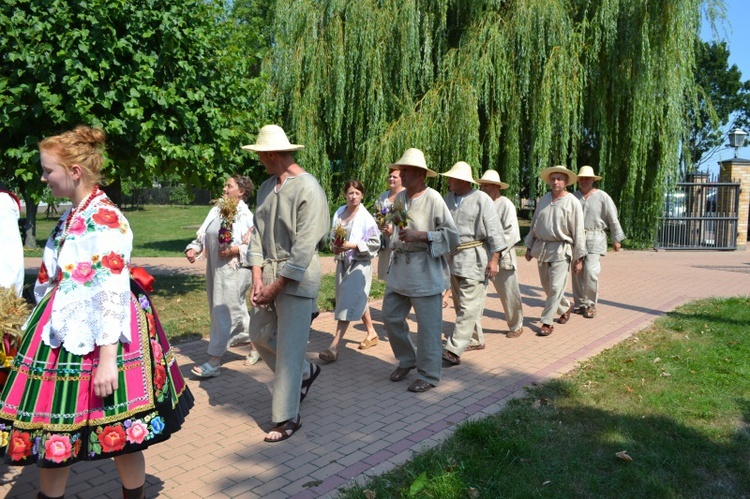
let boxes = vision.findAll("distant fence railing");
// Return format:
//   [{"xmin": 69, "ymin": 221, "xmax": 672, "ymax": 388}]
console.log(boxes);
[{"xmin": 655, "ymin": 177, "xmax": 740, "ymax": 250}]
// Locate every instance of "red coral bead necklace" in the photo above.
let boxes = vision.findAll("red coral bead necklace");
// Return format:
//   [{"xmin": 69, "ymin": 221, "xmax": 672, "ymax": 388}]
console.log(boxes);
[{"xmin": 60, "ymin": 185, "xmax": 100, "ymax": 242}]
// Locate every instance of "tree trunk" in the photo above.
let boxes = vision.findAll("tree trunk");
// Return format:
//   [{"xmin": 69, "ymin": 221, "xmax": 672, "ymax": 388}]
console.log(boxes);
[{"xmin": 22, "ymin": 193, "xmax": 37, "ymax": 249}]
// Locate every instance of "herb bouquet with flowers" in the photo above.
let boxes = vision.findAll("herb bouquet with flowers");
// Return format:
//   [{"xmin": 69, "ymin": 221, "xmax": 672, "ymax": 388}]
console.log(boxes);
[
  {"xmin": 0, "ymin": 287, "xmax": 29, "ymax": 389},
  {"xmin": 216, "ymin": 195, "xmax": 239, "ymax": 250}
]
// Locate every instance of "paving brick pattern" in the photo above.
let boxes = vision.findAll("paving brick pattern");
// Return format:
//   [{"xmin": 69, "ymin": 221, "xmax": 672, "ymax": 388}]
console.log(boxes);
[{"xmin": 4, "ymin": 250, "xmax": 749, "ymax": 498}]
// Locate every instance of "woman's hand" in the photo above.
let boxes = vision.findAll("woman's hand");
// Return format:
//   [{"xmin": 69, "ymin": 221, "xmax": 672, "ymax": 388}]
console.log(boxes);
[
  {"xmin": 185, "ymin": 248, "xmax": 197, "ymax": 264},
  {"xmin": 380, "ymin": 223, "xmax": 393, "ymax": 236},
  {"xmin": 94, "ymin": 344, "xmax": 119, "ymax": 398},
  {"xmin": 218, "ymin": 245, "xmax": 237, "ymax": 259}
]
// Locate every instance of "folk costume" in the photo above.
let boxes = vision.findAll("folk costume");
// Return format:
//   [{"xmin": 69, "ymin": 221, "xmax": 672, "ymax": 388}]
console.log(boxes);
[
  {"xmin": 0, "ymin": 188, "xmax": 192, "ymax": 467},
  {"xmin": 443, "ymin": 187, "xmax": 507, "ymax": 357},
  {"xmin": 383, "ymin": 187, "xmax": 459, "ymax": 387},
  {"xmin": 525, "ymin": 185, "xmax": 586, "ymax": 326},
  {"xmin": 572, "ymin": 186, "xmax": 625, "ymax": 313},
  {"xmin": 489, "ymin": 195, "xmax": 525, "ymax": 334},
  {"xmin": 331, "ymin": 205, "xmax": 381, "ymax": 321},
  {"xmin": 185, "ymin": 200, "xmax": 254, "ymax": 355},
  {"xmin": 0, "ymin": 190, "xmax": 24, "ymax": 296},
  {"xmin": 248, "ymin": 173, "xmax": 330, "ymax": 424}
]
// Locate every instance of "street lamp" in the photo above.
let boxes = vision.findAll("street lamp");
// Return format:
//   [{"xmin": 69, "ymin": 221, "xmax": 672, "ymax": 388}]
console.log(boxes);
[{"xmin": 728, "ymin": 128, "xmax": 748, "ymax": 158}]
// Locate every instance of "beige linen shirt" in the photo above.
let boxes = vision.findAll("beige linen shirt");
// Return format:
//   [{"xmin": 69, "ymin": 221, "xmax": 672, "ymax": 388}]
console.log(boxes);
[
  {"xmin": 249, "ymin": 173, "xmax": 330, "ymax": 298},
  {"xmin": 574, "ymin": 190, "xmax": 625, "ymax": 255},
  {"xmin": 524, "ymin": 192, "xmax": 586, "ymax": 262},
  {"xmin": 494, "ymin": 196, "xmax": 521, "ymax": 270},
  {"xmin": 386, "ymin": 188, "xmax": 459, "ymax": 296},
  {"xmin": 444, "ymin": 189, "xmax": 507, "ymax": 281}
]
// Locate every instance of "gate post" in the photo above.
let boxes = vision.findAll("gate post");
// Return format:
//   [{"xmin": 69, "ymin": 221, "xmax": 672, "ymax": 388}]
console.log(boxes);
[{"xmin": 719, "ymin": 158, "xmax": 750, "ymax": 250}]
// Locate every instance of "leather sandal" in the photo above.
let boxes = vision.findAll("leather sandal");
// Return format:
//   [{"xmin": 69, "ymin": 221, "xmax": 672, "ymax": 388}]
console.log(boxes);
[
  {"xmin": 506, "ymin": 328, "xmax": 524, "ymax": 339},
  {"xmin": 442, "ymin": 349, "xmax": 461, "ymax": 365},
  {"xmin": 390, "ymin": 366, "xmax": 414, "ymax": 382},
  {"xmin": 263, "ymin": 415, "xmax": 301, "ymax": 443},
  {"xmin": 558, "ymin": 305, "xmax": 573, "ymax": 324},
  {"xmin": 318, "ymin": 348, "xmax": 338, "ymax": 363},
  {"xmin": 583, "ymin": 305, "xmax": 596, "ymax": 318},
  {"xmin": 464, "ymin": 343, "xmax": 486, "ymax": 351},
  {"xmin": 408, "ymin": 379, "xmax": 434, "ymax": 393},
  {"xmin": 300, "ymin": 363, "xmax": 321, "ymax": 402},
  {"xmin": 538, "ymin": 324, "xmax": 554, "ymax": 336}
]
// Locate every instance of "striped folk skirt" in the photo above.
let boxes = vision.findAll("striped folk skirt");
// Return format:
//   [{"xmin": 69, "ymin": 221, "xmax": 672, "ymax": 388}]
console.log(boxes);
[{"xmin": 0, "ymin": 279, "xmax": 194, "ymax": 467}]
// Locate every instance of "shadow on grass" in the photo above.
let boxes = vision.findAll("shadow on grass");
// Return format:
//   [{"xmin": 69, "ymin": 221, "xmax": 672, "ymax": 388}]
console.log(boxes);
[{"xmin": 343, "ymin": 379, "xmax": 750, "ymax": 497}]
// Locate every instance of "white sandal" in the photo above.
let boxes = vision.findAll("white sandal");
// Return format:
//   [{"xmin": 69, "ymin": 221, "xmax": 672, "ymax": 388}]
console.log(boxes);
[{"xmin": 191, "ymin": 362, "xmax": 221, "ymax": 378}]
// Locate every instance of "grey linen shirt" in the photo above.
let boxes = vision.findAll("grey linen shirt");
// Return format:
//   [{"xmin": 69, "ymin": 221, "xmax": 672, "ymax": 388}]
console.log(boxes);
[{"xmin": 248, "ymin": 173, "xmax": 330, "ymax": 298}]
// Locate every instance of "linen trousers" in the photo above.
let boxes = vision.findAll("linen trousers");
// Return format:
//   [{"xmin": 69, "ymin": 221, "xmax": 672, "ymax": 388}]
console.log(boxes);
[
  {"xmin": 445, "ymin": 275, "xmax": 488, "ymax": 356},
  {"xmin": 249, "ymin": 293, "xmax": 313, "ymax": 423},
  {"xmin": 572, "ymin": 252, "xmax": 601, "ymax": 309},
  {"xmin": 382, "ymin": 289, "xmax": 443, "ymax": 386},
  {"xmin": 490, "ymin": 269, "xmax": 525, "ymax": 332},
  {"xmin": 537, "ymin": 259, "xmax": 572, "ymax": 325}
]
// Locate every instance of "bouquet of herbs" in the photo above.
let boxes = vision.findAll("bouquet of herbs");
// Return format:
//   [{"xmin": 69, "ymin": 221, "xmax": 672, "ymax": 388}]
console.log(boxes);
[
  {"xmin": 215, "ymin": 196, "xmax": 239, "ymax": 248},
  {"xmin": 0, "ymin": 287, "xmax": 29, "ymax": 388},
  {"xmin": 373, "ymin": 198, "xmax": 389, "ymax": 226},
  {"xmin": 332, "ymin": 223, "xmax": 348, "ymax": 247},
  {"xmin": 386, "ymin": 198, "xmax": 409, "ymax": 228}
]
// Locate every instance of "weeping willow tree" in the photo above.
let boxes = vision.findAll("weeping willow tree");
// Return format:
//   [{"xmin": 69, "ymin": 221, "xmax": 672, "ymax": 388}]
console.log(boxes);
[{"xmin": 263, "ymin": 0, "xmax": 719, "ymax": 243}]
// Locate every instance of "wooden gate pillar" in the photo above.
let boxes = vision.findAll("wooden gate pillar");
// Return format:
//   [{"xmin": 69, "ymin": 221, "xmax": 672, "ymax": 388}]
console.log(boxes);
[{"xmin": 719, "ymin": 158, "xmax": 750, "ymax": 250}]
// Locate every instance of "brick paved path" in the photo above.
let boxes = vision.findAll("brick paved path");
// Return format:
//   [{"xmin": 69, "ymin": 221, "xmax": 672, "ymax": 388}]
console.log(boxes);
[{"xmin": 4, "ymin": 250, "xmax": 749, "ymax": 498}]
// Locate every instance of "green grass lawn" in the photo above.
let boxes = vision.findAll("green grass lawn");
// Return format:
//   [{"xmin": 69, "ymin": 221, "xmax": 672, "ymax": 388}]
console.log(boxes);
[
  {"xmin": 27, "ymin": 205, "xmax": 209, "ymax": 257},
  {"xmin": 338, "ymin": 296, "xmax": 750, "ymax": 498}
]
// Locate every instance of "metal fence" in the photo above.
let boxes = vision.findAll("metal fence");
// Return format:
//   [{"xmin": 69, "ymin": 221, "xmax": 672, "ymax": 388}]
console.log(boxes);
[{"xmin": 655, "ymin": 174, "xmax": 741, "ymax": 250}]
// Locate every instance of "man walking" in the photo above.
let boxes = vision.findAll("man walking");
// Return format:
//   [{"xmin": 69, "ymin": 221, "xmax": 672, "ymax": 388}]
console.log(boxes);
[
  {"xmin": 477, "ymin": 169, "xmax": 525, "ymax": 338},
  {"xmin": 572, "ymin": 165, "xmax": 625, "ymax": 318},
  {"xmin": 441, "ymin": 162, "xmax": 506, "ymax": 365},
  {"xmin": 382, "ymin": 148, "xmax": 458, "ymax": 393},
  {"xmin": 524, "ymin": 165, "xmax": 586, "ymax": 336},
  {"xmin": 243, "ymin": 125, "xmax": 330, "ymax": 442}
]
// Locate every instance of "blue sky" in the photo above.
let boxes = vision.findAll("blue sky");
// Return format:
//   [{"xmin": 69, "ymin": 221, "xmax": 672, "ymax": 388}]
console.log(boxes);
[{"xmin": 699, "ymin": 0, "xmax": 750, "ymax": 170}]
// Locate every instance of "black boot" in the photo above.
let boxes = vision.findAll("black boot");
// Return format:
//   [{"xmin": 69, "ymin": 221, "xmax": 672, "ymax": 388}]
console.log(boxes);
[{"xmin": 122, "ymin": 485, "xmax": 145, "ymax": 499}]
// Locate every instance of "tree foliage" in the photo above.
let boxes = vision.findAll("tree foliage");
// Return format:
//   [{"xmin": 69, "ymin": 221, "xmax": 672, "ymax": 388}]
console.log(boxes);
[
  {"xmin": 0, "ymin": 0, "xmax": 270, "ymax": 244},
  {"xmin": 264, "ymin": 0, "xmax": 717, "ymax": 243},
  {"xmin": 685, "ymin": 40, "xmax": 749, "ymax": 170}
]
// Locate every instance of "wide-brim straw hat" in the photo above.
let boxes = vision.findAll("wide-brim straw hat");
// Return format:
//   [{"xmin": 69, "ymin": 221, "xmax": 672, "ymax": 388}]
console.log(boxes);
[
  {"xmin": 576, "ymin": 165, "xmax": 602, "ymax": 181},
  {"xmin": 477, "ymin": 169, "xmax": 509, "ymax": 190},
  {"xmin": 540, "ymin": 165, "xmax": 577, "ymax": 186},
  {"xmin": 241, "ymin": 125, "xmax": 304, "ymax": 152},
  {"xmin": 389, "ymin": 148, "xmax": 438, "ymax": 177},
  {"xmin": 441, "ymin": 161, "xmax": 478, "ymax": 184}
]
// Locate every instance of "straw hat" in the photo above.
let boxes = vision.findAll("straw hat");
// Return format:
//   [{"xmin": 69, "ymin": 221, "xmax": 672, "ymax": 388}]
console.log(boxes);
[
  {"xmin": 241, "ymin": 125, "xmax": 304, "ymax": 152},
  {"xmin": 576, "ymin": 165, "xmax": 602, "ymax": 181},
  {"xmin": 441, "ymin": 161, "xmax": 478, "ymax": 184},
  {"xmin": 389, "ymin": 148, "xmax": 438, "ymax": 177},
  {"xmin": 540, "ymin": 165, "xmax": 577, "ymax": 186},
  {"xmin": 477, "ymin": 169, "xmax": 509, "ymax": 190}
]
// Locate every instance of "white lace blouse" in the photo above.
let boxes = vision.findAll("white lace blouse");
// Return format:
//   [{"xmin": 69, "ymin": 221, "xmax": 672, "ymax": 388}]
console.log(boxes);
[{"xmin": 32, "ymin": 190, "xmax": 133, "ymax": 356}]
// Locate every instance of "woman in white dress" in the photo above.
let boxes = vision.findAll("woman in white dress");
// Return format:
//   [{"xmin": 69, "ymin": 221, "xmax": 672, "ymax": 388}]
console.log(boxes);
[
  {"xmin": 185, "ymin": 175, "xmax": 257, "ymax": 377},
  {"xmin": 319, "ymin": 180, "xmax": 382, "ymax": 362}
]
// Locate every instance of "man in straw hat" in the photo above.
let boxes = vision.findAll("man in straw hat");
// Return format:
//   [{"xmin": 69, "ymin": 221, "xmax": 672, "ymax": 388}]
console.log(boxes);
[
  {"xmin": 572, "ymin": 165, "xmax": 625, "ymax": 318},
  {"xmin": 242, "ymin": 124, "xmax": 330, "ymax": 442},
  {"xmin": 440, "ymin": 162, "xmax": 507, "ymax": 366},
  {"xmin": 382, "ymin": 148, "xmax": 458, "ymax": 392},
  {"xmin": 477, "ymin": 169, "xmax": 525, "ymax": 338},
  {"xmin": 524, "ymin": 165, "xmax": 586, "ymax": 336}
]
